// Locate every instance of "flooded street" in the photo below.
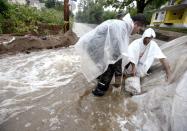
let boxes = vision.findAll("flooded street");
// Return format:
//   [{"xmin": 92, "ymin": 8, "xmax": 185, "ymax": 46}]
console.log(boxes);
[
  {"xmin": 0, "ymin": 46, "xmax": 136, "ymax": 131},
  {"xmin": 0, "ymin": 23, "xmax": 187, "ymax": 131}
]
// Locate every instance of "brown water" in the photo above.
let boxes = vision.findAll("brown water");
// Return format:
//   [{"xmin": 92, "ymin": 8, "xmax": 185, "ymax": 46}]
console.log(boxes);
[
  {"xmin": 0, "ymin": 46, "xmax": 138, "ymax": 131},
  {"xmin": 0, "ymin": 24, "xmax": 187, "ymax": 131}
]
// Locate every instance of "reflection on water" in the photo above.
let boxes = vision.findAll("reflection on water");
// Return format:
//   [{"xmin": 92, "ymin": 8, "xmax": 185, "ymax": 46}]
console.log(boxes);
[{"xmin": 0, "ymin": 36, "xmax": 187, "ymax": 131}]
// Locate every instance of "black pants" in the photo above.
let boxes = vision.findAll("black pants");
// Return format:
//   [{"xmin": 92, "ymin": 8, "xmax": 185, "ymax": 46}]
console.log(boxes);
[{"xmin": 97, "ymin": 59, "xmax": 122, "ymax": 91}]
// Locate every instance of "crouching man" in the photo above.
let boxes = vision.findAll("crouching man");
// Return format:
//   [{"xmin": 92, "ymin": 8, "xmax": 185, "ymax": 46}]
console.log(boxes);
[
  {"xmin": 127, "ymin": 28, "xmax": 172, "ymax": 82},
  {"xmin": 75, "ymin": 13, "xmax": 147, "ymax": 97}
]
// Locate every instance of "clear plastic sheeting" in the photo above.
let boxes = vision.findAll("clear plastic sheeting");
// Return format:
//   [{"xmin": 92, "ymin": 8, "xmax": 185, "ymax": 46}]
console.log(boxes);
[
  {"xmin": 125, "ymin": 35, "xmax": 187, "ymax": 131},
  {"xmin": 171, "ymin": 72, "xmax": 187, "ymax": 131},
  {"xmin": 75, "ymin": 14, "xmax": 133, "ymax": 82}
]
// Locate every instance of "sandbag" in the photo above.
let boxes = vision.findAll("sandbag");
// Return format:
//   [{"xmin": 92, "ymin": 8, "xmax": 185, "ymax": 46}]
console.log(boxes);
[{"xmin": 124, "ymin": 76, "xmax": 141, "ymax": 95}]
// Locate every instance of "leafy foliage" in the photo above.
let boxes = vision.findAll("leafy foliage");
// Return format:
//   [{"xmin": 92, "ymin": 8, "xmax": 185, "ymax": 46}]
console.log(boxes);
[
  {"xmin": 102, "ymin": 11, "xmax": 116, "ymax": 21},
  {"xmin": 103, "ymin": 0, "xmax": 168, "ymax": 13},
  {"xmin": 45, "ymin": 0, "xmax": 56, "ymax": 8},
  {"xmin": 100, "ymin": 0, "xmax": 168, "ymax": 23},
  {"xmin": 76, "ymin": 0, "xmax": 168, "ymax": 24},
  {"xmin": 0, "ymin": 1, "xmax": 64, "ymax": 35},
  {"xmin": 76, "ymin": 0, "xmax": 116, "ymax": 24},
  {"xmin": 44, "ymin": 0, "xmax": 64, "ymax": 11},
  {"xmin": 0, "ymin": 0, "xmax": 9, "ymax": 15}
]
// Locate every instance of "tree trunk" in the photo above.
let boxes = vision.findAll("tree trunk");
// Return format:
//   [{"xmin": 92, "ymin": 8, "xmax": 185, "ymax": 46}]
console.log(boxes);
[
  {"xmin": 136, "ymin": 0, "xmax": 145, "ymax": 13},
  {"xmin": 64, "ymin": 0, "xmax": 70, "ymax": 33}
]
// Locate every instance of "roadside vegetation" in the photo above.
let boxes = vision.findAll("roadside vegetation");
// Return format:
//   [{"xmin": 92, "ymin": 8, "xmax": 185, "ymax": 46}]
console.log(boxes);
[{"xmin": 0, "ymin": 0, "xmax": 64, "ymax": 35}]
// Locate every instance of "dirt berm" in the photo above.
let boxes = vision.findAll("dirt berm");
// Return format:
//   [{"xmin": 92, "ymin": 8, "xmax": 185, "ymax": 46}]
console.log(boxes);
[{"xmin": 0, "ymin": 30, "xmax": 78, "ymax": 54}]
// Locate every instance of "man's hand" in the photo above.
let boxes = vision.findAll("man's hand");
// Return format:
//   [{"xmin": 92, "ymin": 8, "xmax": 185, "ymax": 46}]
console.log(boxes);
[
  {"xmin": 166, "ymin": 72, "xmax": 173, "ymax": 83},
  {"xmin": 130, "ymin": 62, "xmax": 136, "ymax": 76},
  {"xmin": 159, "ymin": 58, "xmax": 172, "ymax": 83},
  {"xmin": 131, "ymin": 67, "xmax": 136, "ymax": 76}
]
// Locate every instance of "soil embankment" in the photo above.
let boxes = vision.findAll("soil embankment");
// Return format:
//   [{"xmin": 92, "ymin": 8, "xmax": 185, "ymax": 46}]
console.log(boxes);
[
  {"xmin": 0, "ymin": 23, "xmax": 185, "ymax": 55},
  {"xmin": 0, "ymin": 30, "xmax": 78, "ymax": 55},
  {"xmin": 150, "ymin": 28, "xmax": 186, "ymax": 41}
]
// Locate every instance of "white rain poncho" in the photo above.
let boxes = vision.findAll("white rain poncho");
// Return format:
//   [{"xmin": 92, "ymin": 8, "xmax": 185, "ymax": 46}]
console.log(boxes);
[
  {"xmin": 75, "ymin": 14, "xmax": 134, "ymax": 82},
  {"xmin": 128, "ymin": 28, "xmax": 166, "ymax": 77}
]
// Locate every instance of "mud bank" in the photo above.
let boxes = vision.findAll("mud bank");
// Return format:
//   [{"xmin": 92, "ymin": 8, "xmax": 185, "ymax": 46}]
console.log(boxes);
[
  {"xmin": 0, "ymin": 30, "xmax": 78, "ymax": 55},
  {"xmin": 154, "ymin": 29, "xmax": 186, "ymax": 41}
]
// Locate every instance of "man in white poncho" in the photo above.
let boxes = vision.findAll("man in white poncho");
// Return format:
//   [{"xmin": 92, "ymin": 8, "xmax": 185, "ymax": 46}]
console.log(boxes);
[
  {"xmin": 75, "ymin": 13, "xmax": 147, "ymax": 96},
  {"xmin": 127, "ymin": 28, "xmax": 172, "ymax": 81}
]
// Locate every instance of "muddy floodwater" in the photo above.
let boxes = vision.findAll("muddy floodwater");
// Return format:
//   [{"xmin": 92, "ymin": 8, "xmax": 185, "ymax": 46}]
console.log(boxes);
[
  {"xmin": 0, "ymin": 23, "xmax": 187, "ymax": 131},
  {"xmin": 0, "ymin": 47, "xmax": 138, "ymax": 131}
]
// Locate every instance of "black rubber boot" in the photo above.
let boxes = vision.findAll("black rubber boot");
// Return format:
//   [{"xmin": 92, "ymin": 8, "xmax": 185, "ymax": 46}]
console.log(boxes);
[{"xmin": 92, "ymin": 83, "xmax": 107, "ymax": 97}]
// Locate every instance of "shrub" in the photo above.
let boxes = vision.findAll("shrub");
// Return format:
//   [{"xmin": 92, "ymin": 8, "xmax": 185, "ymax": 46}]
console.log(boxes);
[{"xmin": 0, "ymin": 2, "xmax": 64, "ymax": 35}]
